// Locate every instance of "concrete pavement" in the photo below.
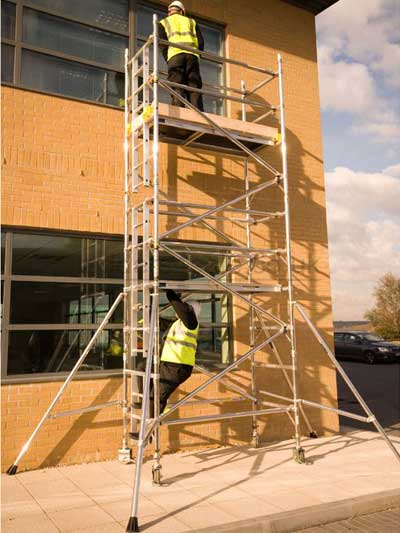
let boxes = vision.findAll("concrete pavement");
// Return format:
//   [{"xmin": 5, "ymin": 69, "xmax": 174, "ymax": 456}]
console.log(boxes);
[
  {"xmin": 296, "ymin": 508, "xmax": 400, "ymax": 532},
  {"xmin": 2, "ymin": 430, "xmax": 400, "ymax": 532}
]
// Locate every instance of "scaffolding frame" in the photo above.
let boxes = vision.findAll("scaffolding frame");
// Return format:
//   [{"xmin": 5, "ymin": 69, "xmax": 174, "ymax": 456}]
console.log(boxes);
[{"xmin": 6, "ymin": 13, "xmax": 400, "ymax": 533}]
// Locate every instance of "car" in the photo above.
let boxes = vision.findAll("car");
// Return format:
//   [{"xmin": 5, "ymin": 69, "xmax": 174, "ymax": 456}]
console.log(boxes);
[{"xmin": 334, "ymin": 331, "xmax": 400, "ymax": 364}]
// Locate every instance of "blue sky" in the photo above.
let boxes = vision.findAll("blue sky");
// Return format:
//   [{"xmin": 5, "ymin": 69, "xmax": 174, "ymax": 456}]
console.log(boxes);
[{"xmin": 315, "ymin": 0, "xmax": 400, "ymax": 320}]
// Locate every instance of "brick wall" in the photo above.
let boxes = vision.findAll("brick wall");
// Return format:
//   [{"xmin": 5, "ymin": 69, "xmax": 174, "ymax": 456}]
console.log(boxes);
[{"xmin": 1, "ymin": 0, "xmax": 338, "ymax": 472}]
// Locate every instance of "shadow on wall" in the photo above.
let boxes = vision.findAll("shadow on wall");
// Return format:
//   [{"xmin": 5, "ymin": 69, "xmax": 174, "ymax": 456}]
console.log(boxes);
[
  {"xmin": 160, "ymin": 86, "xmax": 336, "ymax": 449},
  {"xmin": 38, "ymin": 378, "xmax": 122, "ymax": 469}
]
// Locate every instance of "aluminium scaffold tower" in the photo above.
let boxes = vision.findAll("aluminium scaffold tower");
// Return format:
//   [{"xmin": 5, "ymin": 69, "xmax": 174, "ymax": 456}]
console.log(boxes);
[{"xmin": 7, "ymin": 13, "xmax": 400, "ymax": 533}]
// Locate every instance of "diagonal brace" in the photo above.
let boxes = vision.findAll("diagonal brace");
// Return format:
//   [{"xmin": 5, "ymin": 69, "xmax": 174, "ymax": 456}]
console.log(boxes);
[
  {"xmin": 160, "ymin": 243, "xmax": 286, "ymax": 327},
  {"xmin": 158, "ymin": 327, "xmax": 285, "ymax": 424}
]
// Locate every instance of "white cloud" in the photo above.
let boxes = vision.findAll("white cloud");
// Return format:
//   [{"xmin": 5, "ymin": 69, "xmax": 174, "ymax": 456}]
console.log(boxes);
[
  {"xmin": 317, "ymin": 0, "xmax": 400, "ymax": 85},
  {"xmin": 326, "ymin": 165, "xmax": 400, "ymax": 320},
  {"xmin": 384, "ymin": 163, "xmax": 400, "ymax": 178},
  {"xmin": 318, "ymin": 57, "xmax": 377, "ymax": 115},
  {"xmin": 316, "ymin": 0, "xmax": 400, "ymax": 144}
]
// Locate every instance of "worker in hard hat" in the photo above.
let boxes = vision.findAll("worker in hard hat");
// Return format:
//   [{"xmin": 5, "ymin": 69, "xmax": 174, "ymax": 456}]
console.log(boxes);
[
  {"xmin": 159, "ymin": 1, "xmax": 205, "ymax": 111},
  {"xmin": 153, "ymin": 289, "xmax": 201, "ymax": 415}
]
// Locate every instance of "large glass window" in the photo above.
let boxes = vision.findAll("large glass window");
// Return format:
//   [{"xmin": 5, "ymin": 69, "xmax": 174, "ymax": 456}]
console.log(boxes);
[
  {"xmin": 21, "ymin": 49, "xmax": 124, "ymax": 105},
  {"xmin": 1, "ymin": 1, "xmax": 224, "ymax": 111},
  {"xmin": 1, "ymin": 230, "xmax": 232, "ymax": 378},
  {"xmin": 2, "ymin": 230, "xmax": 124, "ymax": 377},
  {"xmin": 23, "ymin": 8, "xmax": 127, "ymax": 67},
  {"xmin": 12, "ymin": 233, "xmax": 123, "ymax": 277},
  {"xmin": 26, "ymin": 0, "xmax": 129, "ymax": 33},
  {"xmin": 2, "ymin": 0, "xmax": 128, "ymax": 105}
]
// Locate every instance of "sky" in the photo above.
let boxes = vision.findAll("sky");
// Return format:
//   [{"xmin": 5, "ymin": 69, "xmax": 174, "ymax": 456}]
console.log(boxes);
[{"xmin": 315, "ymin": 0, "xmax": 400, "ymax": 321}]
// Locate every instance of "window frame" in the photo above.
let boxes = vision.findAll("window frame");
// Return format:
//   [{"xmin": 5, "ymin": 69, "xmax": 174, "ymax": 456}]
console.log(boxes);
[
  {"xmin": 1, "ymin": 0, "xmax": 130, "ymax": 106},
  {"xmin": 1, "ymin": 227, "xmax": 125, "ymax": 383},
  {"xmin": 1, "ymin": 227, "xmax": 233, "ymax": 383},
  {"xmin": 1, "ymin": 0, "xmax": 226, "ymax": 111}
]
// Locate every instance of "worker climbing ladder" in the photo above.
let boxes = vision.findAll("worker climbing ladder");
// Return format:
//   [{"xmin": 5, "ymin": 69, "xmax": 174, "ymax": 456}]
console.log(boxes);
[{"xmin": 6, "ymin": 12, "xmax": 400, "ymax": 533}]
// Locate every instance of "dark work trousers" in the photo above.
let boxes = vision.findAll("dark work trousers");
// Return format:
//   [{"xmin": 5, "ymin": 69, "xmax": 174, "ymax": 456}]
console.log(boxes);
[
  {"xmin": 167, "ymin": 53, "xmax": 204, "ymax": 111},
  {"xmin": 134, "ymin": 357, "xmax": 193, "ymax": 417},
  {"xmin": 156, "ymin": 361, "xmax": 193, "ymax": 415}
]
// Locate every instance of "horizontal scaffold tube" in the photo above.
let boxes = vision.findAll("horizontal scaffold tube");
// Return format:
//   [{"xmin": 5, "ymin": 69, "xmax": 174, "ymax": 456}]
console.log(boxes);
[
  {"xmin": 162, "ymin": 79, "xmax": 273, "ymax": 109},
  {"xmin": 157, "ymin": 328, "xmax": 285, "ymax": 425},
  {"xmin": 162, "ymin": 407, "xmax": 292, "ymax": 426},
  {"xmin": 158, "ymin": 38, "xmax": 276, "ymax": 75}
]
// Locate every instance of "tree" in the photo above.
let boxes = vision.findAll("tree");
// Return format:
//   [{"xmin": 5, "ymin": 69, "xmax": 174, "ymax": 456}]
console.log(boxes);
[{"xmin": 365, "ymin": 273, "xmax": 400, "ymax": 340}]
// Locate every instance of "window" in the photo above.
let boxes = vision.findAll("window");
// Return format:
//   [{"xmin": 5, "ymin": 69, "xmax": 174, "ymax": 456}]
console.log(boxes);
[
  {"xmin": 345, "ymin": 334, "xmax": 359, "ymax": 342},
  {"xmin": 1, "ymin": 1, "xmax": 224, "ymax": 112},
  {"xmin": 1, "ymin": 0, "xmax": 128, "ymax": 104},
  {"xmin": 1, "ymin": 1, "xmax": 15, "ymax": 39},
  {"xmin": 1, "ymin": 1, "xmax": 16, "ymax": 82},
  {"xmin": 1, "ymin": 43, "xmax": 14, "ymax": 82},
  {"xmin": 1, "ymin": 230, "xmax": 124, "ymax": 377},
  {"xmin": 1, "ymin": 230, "xmax": 232, "ymax": 379},
  {"xmin": 25, "ymin": 0, "xmax": 129, "ymax": 32}
]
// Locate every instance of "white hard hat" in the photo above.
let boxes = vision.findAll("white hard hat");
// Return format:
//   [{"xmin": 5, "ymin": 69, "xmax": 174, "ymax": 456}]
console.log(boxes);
[
  {"xmin": 168, "ymin": 1, "xmax": 185, "ymax": 14},
  {"xmin": 187, "ymin": 300, "xmax": 201, "ymax": 320}
]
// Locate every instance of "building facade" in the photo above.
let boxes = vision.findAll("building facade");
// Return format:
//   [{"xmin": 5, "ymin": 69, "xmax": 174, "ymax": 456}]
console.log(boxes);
[{"xmin": 1, "ymin": 0, "xmax": 338, "ymax": 472}]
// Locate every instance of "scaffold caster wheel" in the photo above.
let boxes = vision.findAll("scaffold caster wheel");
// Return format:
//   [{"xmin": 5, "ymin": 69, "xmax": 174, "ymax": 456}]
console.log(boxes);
[
  {"xmin": 6, "ymin": 464, "xmax": 18, "ymax": 476},
  {"xmin": 251, "ymin": 434, "xmax": 260, "ymax": 448},
  {"xmin": 118, "ymin": 448, "xmax": 133, "ymax": 464},
  {"xmin": 126, "ymin": 516, "xmax": 139, "ymax": 532},
  {"xmin": 309, "ymin": 431, "xmax": 318, "ymax": 439},
  {"xmin": 293, "ymin": 447, "xmax": 306, "ymax": 464},
  {"xmin": 152, "ymin": 465, "xmax": 162, "ymax": 485}
]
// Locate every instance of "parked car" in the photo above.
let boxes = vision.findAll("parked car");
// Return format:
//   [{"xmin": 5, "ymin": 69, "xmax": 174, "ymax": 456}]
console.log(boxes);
[{"xmin": 334, "ymin": 331, "xmax": 400, "ymax": 364}]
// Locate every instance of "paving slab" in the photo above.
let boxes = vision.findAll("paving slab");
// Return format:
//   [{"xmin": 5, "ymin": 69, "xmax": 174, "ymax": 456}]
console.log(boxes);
[
  {"xmin": 296, "ymin": 508, "xmax": 400, "ymax": 532},
  {"xmin": 46, "ymin": 504, "xmax": 116, "ymax": 532},
  {"xmin": 1, "ymin": 430, "xmax": 400, "ymax": 532},
  {"xmin": 1, "ymin": 513, "xmax": 60, "ymax": 533}
]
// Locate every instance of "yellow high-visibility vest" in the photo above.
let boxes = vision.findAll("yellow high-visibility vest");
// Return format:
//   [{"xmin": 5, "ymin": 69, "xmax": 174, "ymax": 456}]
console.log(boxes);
[
  {"xmin": 160, "ymin": 13, "xmax": 199, "ymax": 61},
  {"xmin": 109, "ymin": 338, "xmax": 122, "ymax": 357},
  {"xmin": 161, "ymin": 318, "xmax": 199, "ymax": 366}
]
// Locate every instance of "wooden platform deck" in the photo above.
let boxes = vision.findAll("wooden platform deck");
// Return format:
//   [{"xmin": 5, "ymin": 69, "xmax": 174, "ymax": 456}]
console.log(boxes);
[{"xmin": 133, "ymin": 103, "xmax": 278, "ymax": 155}]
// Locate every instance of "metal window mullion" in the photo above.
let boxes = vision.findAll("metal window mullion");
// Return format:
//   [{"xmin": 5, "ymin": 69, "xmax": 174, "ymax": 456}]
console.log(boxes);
[
  {"xmin": 128, "ymin": 0, "xmax": 136, "ymax": 56},
  {"xmin": 14, "ymin": 0, "xmax": 23, "ymax": 84},
  {"xmin": 1, "ymin": 232, "xmax": 13, "ymax": 377},
  {"xmin": 1, "ymin": 37, "xmax": 16, "ymax": 45},
  {"xmin": 10, "ymin": 275, "xmax": 122, "ymax": 284},
  {"xmin": 8, "ymin": 324, "xmax": 123, "ymax": 331}
]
